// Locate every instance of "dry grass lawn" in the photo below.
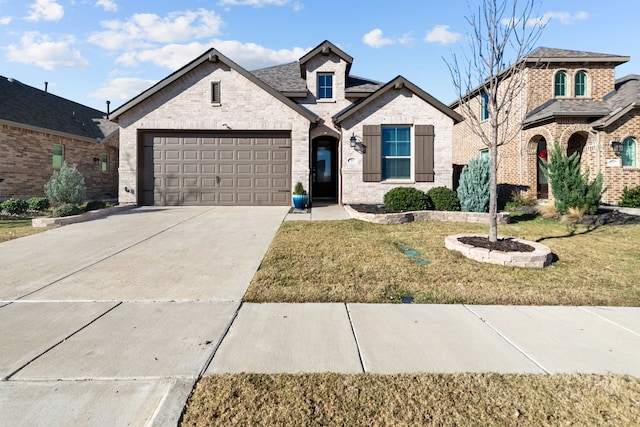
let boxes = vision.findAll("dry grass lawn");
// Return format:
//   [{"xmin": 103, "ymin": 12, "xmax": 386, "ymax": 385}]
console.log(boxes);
[
  {"xmin": 181, "ymin": 373, "xmax": 640, "ymax": 426},
  {"xmin": 245, "ymin": 214, "xmax": 640, "ymax": 306},
  {"xmin": 0, "ymin": 219, "xmax": 50, "ymax": 243}
]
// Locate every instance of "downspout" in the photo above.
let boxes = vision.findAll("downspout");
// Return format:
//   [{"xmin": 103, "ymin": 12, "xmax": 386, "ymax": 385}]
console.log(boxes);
[
  {"xmin": 590, "ymin": 128, "xmax": 600, "ymax": 174},
  {"xmin": 519, "ymin": 86, "xmax": 523, "ymax": 188}
]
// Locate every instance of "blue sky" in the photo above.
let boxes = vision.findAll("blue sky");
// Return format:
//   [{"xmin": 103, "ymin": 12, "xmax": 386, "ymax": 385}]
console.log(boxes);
[{"xmin": 1, "ymin": 0, "xmax": 638, "ymax": 112}]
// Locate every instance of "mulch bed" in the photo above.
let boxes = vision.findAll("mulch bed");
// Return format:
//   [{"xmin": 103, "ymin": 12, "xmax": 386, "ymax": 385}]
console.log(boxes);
[
  {"xmin": 578, "ymin": 209, "xmax": 640, "ymax": 226},
  {"xmin": 458, "ymin": 236, "xmax": 535, "ymax": 252}
]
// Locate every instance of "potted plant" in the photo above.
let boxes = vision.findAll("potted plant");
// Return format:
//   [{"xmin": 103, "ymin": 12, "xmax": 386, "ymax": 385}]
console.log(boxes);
[{"xmin": 292, "ymin": 181, "xmax": 308, "ymax": 209}]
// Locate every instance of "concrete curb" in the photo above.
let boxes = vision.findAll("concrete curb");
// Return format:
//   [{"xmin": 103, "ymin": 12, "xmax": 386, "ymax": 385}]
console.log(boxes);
[
  {"xmin": 31, "ymin": 204, "xmax": 137, "ymax": 228},
  {"xmin": 344, "ymin": 204, "xmax": 510, "ymax": 225}
]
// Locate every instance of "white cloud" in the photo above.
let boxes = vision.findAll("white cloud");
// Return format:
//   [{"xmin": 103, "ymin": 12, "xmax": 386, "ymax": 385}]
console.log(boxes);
[
  {"xmin": 363, "ymin": 29, "xmax": 411, "ymax": 48},
  {"xmin": 6, "ymin": 32, "xmax": 89, "ymax": 70},
  {"xmin": 90, "ymin": 77, "xmax": 157, "ymax": 102},
  {"xmin": 424, "ymin": 25, "xmax": 461, "ymax": 45},
  {"xmin": 217, "ymin": 0, "xmax": 290, "ymax": 6},
  {"xmin": 520, "ymin": 11, "xmax": 589, "ymax": 27},
  {"xmin": 26, "ymin": 0, "xmax": 64, "ymax": 22},
  {"xmin": 88, "ymin": 9, "xmax": 224, "ymax": 50},
  {"xmin": 96, "ymin": 0, "xmax": 117, "ymax": 12},
  {"xmin": 0, "ymin": 16, "xmax": 11, "ymax": 25},
  {"xmin": 117, "ymin": 39, "xmax": 308, "ymax": 71}
]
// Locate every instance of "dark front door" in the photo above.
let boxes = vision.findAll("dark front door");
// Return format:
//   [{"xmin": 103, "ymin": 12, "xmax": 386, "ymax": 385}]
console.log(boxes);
[{"xmin": 312, "ymin": 139, "xmax": 337, "ymax": 200}]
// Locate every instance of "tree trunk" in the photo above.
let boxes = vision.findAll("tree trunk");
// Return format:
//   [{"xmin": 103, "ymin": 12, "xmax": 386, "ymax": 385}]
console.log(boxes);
[{"xmin": 489, "ymin": 118, "xmax": 499, "ymax": 242}]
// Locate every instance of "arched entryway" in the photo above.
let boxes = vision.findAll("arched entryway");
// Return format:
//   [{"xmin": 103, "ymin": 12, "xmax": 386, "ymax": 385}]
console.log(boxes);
[
  {"xmin": 536, "ymin": 137, "xmax": 549, "ymax": 199},
  {"xmin": 567, "ymin": 132, "xmax": 587, "ymax": 159},
  {"xmin": 311, "ymin": 137, "xmax": 338, "ymax": 202}
]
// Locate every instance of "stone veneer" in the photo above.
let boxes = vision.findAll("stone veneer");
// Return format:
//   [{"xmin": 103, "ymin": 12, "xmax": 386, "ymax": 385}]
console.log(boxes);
[
  {"xmin": 444, "ymin": 233, "xmax": 553, "ymax": 268},
  {"xmin": 343, "ymin": 204, "xmax": 510, "ymax": 225}
]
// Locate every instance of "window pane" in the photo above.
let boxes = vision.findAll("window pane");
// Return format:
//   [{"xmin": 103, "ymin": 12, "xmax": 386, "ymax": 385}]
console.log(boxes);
[
  {"xmin": 555, "ymin": 72, "xmax": 566, "ymax": 96},
  {"xmin": 53, "ymin": 144, "xmax": 63, "ymax": 168},
  {"xmin": 382, "ymin": 158, "xmax": 410, "ymax": 179},
  {"xmin": 481, "ymin": 92, "xmax": 489, "ymax": 120},
  {"xmin": 623, "ymin": 138, "xmax": 636, "ymax": 167},
  {"xmin": 318, "ymin": 74, "xmax": 333, "ymax": 99},
  {"xmin": 575, "ymin": 71, "xmax": 587, "ymax": 97},
  {"xmin": 101, "ymin": 154, "xmax": 109, "ymax": 172}
]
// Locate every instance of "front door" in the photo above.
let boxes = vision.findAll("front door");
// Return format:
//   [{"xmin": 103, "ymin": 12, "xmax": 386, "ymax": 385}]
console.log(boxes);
[{"xmin": 312, "ymin": 139, "xmax": 337, "ymax": 200}]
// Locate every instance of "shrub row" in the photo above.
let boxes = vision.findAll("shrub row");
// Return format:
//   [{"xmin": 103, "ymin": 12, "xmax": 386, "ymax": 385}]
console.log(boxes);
[
  {"xmin": 383, "ymin": 186, "xmax": 461, "ymax": 212},
  {"xmin": 0, "ymin": 197, "xmax": 50, "ymax": 215}
]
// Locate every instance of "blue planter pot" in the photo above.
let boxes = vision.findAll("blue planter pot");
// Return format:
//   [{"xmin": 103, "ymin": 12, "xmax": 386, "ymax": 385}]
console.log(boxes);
[{"xmin": 292, "ymin": 194, "xmax": 308, "ymax": 209}]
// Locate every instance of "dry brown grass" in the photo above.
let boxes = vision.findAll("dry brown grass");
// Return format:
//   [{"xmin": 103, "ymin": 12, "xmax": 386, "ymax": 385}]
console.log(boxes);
[
  {"xmin": 245, "ymin": 214, "xmax": 640, "ymax": 305},
  {"xmin": 0, "ymin": 219, "xmax": 50, "ymax": 243},
  {"xmin": 181, "ymin": 373, "xmax": 640, "ymax": 426}
]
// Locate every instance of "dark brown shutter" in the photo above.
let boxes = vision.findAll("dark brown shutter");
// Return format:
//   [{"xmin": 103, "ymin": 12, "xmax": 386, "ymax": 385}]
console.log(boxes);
[
  {"xmin": 415, "ymin": 124, "xmax": 434, "ymax": 182},
  {"xmin": 362, "ymin": 125, "xmax": 381, "ymax": 182}
]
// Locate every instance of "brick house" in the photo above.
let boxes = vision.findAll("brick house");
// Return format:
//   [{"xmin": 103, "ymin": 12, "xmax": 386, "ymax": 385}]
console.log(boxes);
[
  {"xmin": 0, "ymin": 76, "xmax": 119, "ymax": 201},
  {"xmin": 110, "ymin": 40, "xmax": 462, "ymax": 206},
  {"xmin": 450, "ymin": 47, "xmax": 640, "ymax": 205}
]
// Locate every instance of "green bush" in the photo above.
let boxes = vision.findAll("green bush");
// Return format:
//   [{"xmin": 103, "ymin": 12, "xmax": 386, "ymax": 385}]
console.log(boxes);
[
  {"xmin": 426, "ymin": 187, "xmax": 460, "ymax": 211},
  {"xmin": 27, "ymin": 197, "xmax": 50, "ymax": 211},
  {"xmin": 457, "ymin": 155, "xmax": 490, "ymax": 212},
  {"xmin": 45, "ymin": 161, "xmax": 86, "ymax": 206},
  {"xmin": 543, "ymin": 142, "xmax": 603, "ymax": 215},
  {"xmin": 85, "ymin": 200, "xmax": 107, "ymax": 212},
  {"xmin": 52, "ymin": 203, "xmax": 82, "ymax": 218},
  {"xmin": 619, "ymin": 186, "xmax": 640, "ymax": 208},
  {"xmin": 1, "ymin": 198, "xmax": 29, "ymax": 215},
  {"xmin": 383, "ymin": 187, "xmax": 432, "ymax": 212}
]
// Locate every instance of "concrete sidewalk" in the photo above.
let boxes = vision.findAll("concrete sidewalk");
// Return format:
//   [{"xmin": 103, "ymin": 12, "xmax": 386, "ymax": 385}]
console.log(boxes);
[{"xmin": 1, "ymin": 206, "xmax": 639, "ymax": 426}]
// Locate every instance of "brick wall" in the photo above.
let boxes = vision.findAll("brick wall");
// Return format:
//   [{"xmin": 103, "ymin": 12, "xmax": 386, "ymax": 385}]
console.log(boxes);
[{"xmin": 0, "ymin": 123, "xmax": 118, "ymax": 201}]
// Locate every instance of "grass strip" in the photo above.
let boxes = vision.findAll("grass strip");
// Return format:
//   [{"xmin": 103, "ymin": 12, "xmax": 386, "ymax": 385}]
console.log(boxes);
[{"xmin": 181, "ymin": 373, "xmax": 640, "ymax": 426}]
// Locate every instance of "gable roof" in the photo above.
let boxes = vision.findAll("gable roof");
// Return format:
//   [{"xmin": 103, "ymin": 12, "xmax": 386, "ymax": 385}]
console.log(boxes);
[
  {"xmin": 299, "ymin": 40, "xmax": 353, "ymax": 80},
  {"xmin": 0, "ymin": 75, "xmax": 117, "ymax": 142},
  {"xmin": 591, "ymin": 74, "xmax": 640, "ymax": 129},
  {"xmin": 332, "ymin": 76, "xmax": 463, "ymax": 124},
  {"xmin": 109, "ymin": 48, "xmax": 319, "ymax": 123}
]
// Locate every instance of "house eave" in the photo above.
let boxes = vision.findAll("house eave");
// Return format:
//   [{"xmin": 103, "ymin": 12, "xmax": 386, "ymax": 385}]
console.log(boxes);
[
  {"xmin": 0, "ymin": 118, "xmax": 119, "ymax": 145},
  {"xmin": 522, "ymin": 111, "xmax": 610, "ymax": 129},
  {"xmin": 592, "ymin": 103, "xmax": 640, "ymax": 129}
]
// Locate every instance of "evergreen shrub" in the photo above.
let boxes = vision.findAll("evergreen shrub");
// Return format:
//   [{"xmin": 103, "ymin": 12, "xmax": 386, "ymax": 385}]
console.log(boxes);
[
  {"xmin": 52, "ymin": 203, "xmax": 82, "ymax": 218},
  {"xmin": 383, "ymin": 187, "xmax": 432, "ymax": 212},
  {"xmin": 1, "ymin": 198, "xmax": 29, "ymax": 215},
  {"xmin": 457, "ymin": 155, "xmax": 490, "ymax": 212},
  {"xmin": 618, "ymin": 186, "xmax": 640, "ymax": 208},
  {"xmin": 426, "ymin": 186, "xmax": 460, "ymax": 211},
  {"xmin": 27, "ymin": 197, "xmax": 50, "ymax": 211},
  {"xmin": 45, "ymin": 161, "xmax": 86, "ymax": 207},
  {"xmin": 85, "ymin": 200, "xmax": 107, "ymax": 212}
]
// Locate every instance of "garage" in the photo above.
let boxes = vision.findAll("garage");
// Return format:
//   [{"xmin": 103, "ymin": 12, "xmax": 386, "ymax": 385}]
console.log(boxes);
[{"xmin": 139, "ymin": 131, "xmax": 292, "ymax": 206}]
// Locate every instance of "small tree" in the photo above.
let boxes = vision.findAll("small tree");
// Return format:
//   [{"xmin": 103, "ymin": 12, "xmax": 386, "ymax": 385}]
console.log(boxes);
[
  {"xmin": 45, "ymin": 161, "xmax": 86, "ymax": 207},
  {"xmin": 457, "ymin": 155, "xmax": 491, "ymax": 212},
  {"xmin": 543, "ymin": 142, "xmax": 604, "ymax": 215}
]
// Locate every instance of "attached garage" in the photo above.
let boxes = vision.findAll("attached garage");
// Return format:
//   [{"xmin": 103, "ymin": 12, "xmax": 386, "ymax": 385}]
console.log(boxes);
[{"xmin": 139, "ymin": 131, "xmax": 292, "ymax": 206}]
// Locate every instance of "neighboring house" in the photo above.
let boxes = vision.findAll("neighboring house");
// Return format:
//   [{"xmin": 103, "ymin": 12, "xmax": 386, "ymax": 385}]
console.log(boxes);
[
  {"xmin": 110, "ymin": 40, "xmax": 462, "ymax": 206},
  {"xmin": 450, "ymin": 47, "xmax": 640, "ymax": 205},
  {"xmin": 0, "ymin": 76, "xmax": 119, "ymax": 201}
]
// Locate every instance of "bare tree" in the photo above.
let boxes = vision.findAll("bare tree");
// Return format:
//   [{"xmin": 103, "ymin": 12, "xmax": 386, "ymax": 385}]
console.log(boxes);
[{"xmin": 447, "ymin": 0, "xmax": 545, "ymax": 242}]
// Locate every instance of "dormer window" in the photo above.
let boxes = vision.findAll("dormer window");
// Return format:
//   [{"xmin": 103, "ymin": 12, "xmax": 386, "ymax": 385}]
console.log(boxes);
[
  {"xmin": 554, "ymin": 71, "xmax": 567, "ymax": 97},
  {"xmin": 575, "ymin": 71, "xmax": 587, "ymax": 97},
  {"xmin": 317, "ymin": 73, "xmax": 333, "ymax": 99}
]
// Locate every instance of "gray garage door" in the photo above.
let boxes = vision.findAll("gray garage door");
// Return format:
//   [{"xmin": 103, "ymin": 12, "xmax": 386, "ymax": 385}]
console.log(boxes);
[{"xmin": 140, "ymin": 131, "xmax": 291, "ymax": 206}]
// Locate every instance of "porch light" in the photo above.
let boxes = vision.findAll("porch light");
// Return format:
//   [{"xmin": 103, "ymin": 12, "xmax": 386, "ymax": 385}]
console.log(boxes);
[
  {"xmin": 611, "ymin": 140, "xmax": 623, "ymax": 155},
  {"xmin": 93, "ymin": 156, "xmax": 101, "ymax": 165},
  {"xmin": 350, "ymin": 133, "xmax": 357, "ymax": 147}
]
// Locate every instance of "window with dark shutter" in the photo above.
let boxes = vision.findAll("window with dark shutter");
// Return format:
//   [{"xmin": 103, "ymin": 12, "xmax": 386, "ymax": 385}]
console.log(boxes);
[
  {"xmin": 415, "ymin": 124, "xmax": 434, "ymax": 182},
  {"xmin": 362, "ymin": 125, "xmax": 381, "ymax": 182},
  {"xmin": 211, "ymin": 81, "xmax": 221, "ymax": 104}
]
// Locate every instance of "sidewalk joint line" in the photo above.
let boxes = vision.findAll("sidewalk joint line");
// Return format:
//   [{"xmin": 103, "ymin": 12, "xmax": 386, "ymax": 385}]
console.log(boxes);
[
  {"xmin": 197, "ymin": 301, "xmax": 243, "ymax": 378},
  {"xmin": 579, "ymin": 307, "xmax": 640, "ymax": 338},
  {"xmin": 463, "ymin": 305, "xmax": 551, "ymax": 375},
  {"xmin": 345, "ymin": 303, "xmax": 366, "ymax": 373},
  {"xmin": 4, "ymin": 301, "xmax": 123, "ymax": 381}
]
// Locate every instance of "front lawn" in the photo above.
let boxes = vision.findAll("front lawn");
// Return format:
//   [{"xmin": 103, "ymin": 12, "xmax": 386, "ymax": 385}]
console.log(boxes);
[
  {"xmin": 245, "ymin": 214, "xmax": 640, "ymax": 306},
  {"xmin": 0, "ymin": 218, "xmax": 50, "ymax": 243},
  {"xmin": 181, "ymin": 373, "xmax": 640, "ymax": 426}
]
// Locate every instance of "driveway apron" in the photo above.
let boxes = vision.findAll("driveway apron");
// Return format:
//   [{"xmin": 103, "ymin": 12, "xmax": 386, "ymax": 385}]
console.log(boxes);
[{"xmin": 0, "ymin": 206, "xmax": 288, "ymax": 426}]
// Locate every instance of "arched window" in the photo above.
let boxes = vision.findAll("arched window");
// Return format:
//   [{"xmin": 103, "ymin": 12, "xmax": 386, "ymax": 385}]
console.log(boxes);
[
  {"xmin": 575, "ymin": 71, "xmax": 587, "ymax": 97},
  {"xmin": 622, "ymin": 137, "xmax": 637, "ymax": 167},
  {"xmin": 554, "ymin": 71, "xmax": 567, "ymax": 97}
]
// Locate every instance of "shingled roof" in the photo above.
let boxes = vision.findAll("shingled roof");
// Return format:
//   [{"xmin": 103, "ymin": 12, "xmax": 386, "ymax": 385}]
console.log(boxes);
[
  {"xmin": 524, "ymin": 74, "xmax": 640, "ymax": 128},
  {"xmin": 525, "ymin": 47, "xmax": 629, "ymax": 65},
  {"xmin": 250, "ymin": 62, "xmax": 383, "ymax": 98},
  {"xmin": 0, "ymin": 76, "xmax": 117, "ymax": 141}
]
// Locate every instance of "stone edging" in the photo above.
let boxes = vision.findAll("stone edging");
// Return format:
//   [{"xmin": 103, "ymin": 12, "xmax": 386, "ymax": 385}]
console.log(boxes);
[
  {"xmin": 32, "ymin": 204, "xmax": 137, "ymax": 228},
  {"xmin": 445, "ymin": 233, "xmax": 553, "ymax": 268},
  {"xmin": 343, "ymin": 204, "xmax": 510, "ymax": 225}
]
